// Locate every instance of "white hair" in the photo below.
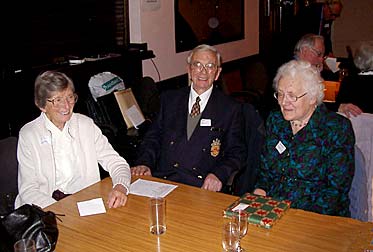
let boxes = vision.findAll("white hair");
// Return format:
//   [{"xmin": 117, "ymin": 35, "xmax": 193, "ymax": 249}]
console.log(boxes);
[{"xmin": 273, "ymin": 60, "xmax": 325, "ymax": 105}]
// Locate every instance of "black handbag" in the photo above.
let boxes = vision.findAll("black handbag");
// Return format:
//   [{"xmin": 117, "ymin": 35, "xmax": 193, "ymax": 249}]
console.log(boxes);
[{"xmin": 0, "ymin": 204, "xmax": 59, "ymax": 252}]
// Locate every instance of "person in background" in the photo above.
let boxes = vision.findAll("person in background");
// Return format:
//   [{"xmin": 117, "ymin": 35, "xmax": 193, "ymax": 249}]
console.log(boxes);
[
  {"xmin": 294, "ymin": 33, "xmax": 338, "ymax": 81},
  {"xmin": 131, "ymin": 44, "xmax": 243, "ymax": 192},
  {"xmin": 320, "ymin": 0, "xmax": 343, "ymax": 56},
  {"xmin": 293, "ymin": 0, "xmax": 343, "ymax": 56},
  {"xmin": 273, "ymin": 0, "xmax": 343, "ymax": 81},
  {"xmin": 294, "ymin": 33, "xmax": 326, "ymax": 72},
  {"xmin": 254, "ymin": 60, "xmax": 355, "ymax": 217},
  {"xmin": 15, "ymin": 71, "xmax": 131, "ymax": 209},
  {"xmin": 336, "ymin": 41, "xmax": 373, "ymax": 116},
  {"xmin": 293, "ymin": 33, "xmax": 361, "ymax": 117}
]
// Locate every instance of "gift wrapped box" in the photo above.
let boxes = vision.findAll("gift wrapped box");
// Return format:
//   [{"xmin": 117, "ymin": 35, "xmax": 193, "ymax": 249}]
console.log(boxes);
[{"xmin": 224, "ymin": 193, "xmax": 291, "ymax": 229}]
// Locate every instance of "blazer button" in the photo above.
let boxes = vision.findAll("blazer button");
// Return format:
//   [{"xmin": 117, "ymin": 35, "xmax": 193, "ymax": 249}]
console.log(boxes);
[
  {"xmin": 170, "ymin": 141, "xmax": 174, "ymax": 145},
  {"xmin": 202, "ymin": 148, "xmax": 206, "ymax": 152},
  {"xmin": 192, "ymin": 167, "xmax": 197, "ymax": 171},
  {"xmin": 173, "ymin": 162, "xmax": 179, "ymax": 168},
  {"xmin": 163, "ymin": 176, "xmax": 167, "ymax": 179}
]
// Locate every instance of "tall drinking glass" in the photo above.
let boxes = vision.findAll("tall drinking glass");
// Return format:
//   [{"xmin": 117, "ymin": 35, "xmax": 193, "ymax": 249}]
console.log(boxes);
[
  {"xmin": 232, "ymin": 210, "xmax": 248, "ymax": 252},
  {"xmin": 222, "ymin": 221, "xmax": 239, "ymax": 252},
  {"xmin": 149, "ymin": 197, "xmax": 166, "ymax": 235}
]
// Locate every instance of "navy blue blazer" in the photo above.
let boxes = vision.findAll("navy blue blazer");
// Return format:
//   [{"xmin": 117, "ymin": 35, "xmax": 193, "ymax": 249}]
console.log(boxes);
[{"xmin": 134, "ymin": 86, "xmax": 243, "ymax": 188}]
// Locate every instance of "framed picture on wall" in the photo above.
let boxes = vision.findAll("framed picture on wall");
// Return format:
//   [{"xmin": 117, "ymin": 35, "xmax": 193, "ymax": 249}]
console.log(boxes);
[{"xmin": 174, "ymin": 0, "xmax": 245, "ymax": 53}]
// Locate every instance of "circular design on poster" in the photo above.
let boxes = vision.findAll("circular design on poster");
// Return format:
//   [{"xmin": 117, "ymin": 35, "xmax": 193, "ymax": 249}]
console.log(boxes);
[{"xmin": 208, "ymin": 17, "xmax": 219, "ymax": 29}]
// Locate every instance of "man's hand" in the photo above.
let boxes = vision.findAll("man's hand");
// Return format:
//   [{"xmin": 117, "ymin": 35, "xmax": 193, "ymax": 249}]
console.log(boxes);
[
  {"xmin": 338, "ymin": 103, "xmax": 363, "ymax": 118},
  {"xmin": 131, "ymin": 165, "xmax": 152, "ymax": 176},
  {"xmin": 107, "ymin": 184, "xmax": 128, "ymax": 208},
  {"xmin": 201, "ymin": 173, "xmax": 222, "ymax": 192}
]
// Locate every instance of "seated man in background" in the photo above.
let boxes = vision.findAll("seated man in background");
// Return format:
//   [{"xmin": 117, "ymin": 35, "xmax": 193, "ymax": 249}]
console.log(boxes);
[
  {"xmin": 131, "ymin": 44, "xmax": 243, "ymax": 192},
  {"xmin": 294, "ymin": 33, "xmax": 337, "ymax": 79},
  {"xmin": 294, "ymin": 33, "xmax": 361, "ymax": 116},
  {"xmin": 293, "ymin": 34, "xmax": 326, "ymax": 72}
]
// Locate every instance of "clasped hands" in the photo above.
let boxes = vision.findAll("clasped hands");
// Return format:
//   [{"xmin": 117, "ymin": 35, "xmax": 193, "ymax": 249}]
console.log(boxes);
[{"xmin": 131, "ymin": 165, "xmax": 222, "ymax": 192}]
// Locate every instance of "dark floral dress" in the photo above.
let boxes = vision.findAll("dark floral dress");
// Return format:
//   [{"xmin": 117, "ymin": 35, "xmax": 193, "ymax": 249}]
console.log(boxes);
[{"xmin": 256, "ymin": 104, "xmax": 355, "ymax": 217}]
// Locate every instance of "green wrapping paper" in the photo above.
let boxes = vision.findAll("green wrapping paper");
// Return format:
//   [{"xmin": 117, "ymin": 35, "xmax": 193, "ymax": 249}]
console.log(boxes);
[{"xmin": 224, "ymin": 193, "xmax": 291, "ymax": 229}]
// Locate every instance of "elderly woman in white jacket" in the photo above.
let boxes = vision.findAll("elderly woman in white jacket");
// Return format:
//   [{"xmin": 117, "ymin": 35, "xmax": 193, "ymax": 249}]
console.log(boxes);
[{"xmin": 15, "ymin": 71, "xmax": 131, "ymax": 209}]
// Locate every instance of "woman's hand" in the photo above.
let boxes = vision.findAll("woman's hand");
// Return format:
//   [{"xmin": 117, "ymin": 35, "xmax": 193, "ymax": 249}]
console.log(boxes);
[
  {"xmin": 107, "ymin": 184, "xmax": 128, "ymax": 208},
  {"xmin": 253, "ymin": 188, "xmax": 266, "ymax": 196}
]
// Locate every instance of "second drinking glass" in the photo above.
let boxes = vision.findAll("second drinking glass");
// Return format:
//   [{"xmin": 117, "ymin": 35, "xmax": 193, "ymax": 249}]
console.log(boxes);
[{"xmin": 232, "ymin": 209, "xmax": 248, "ymax": 252}]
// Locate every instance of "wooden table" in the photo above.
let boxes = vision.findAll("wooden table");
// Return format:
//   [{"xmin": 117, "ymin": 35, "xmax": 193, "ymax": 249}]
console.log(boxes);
[{"xmin": 45, "ymin": 176, "xmax": 373, "ymax": 252}]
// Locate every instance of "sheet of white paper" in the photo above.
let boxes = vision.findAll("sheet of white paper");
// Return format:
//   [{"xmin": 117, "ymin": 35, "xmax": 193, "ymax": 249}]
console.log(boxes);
[
  {"xmin": 324, "ymin": 57, "xmax": 340, "ymax": 73},
  {"xmin": 77, "ymin": 198, "xmax": 106, "ymax": 216},
  {"xmin": 232, "ymin": 203, "xmax": 250, "ymax": 211},
  {"xmin": 125, "ymin": 105, "xmax": 145, "ymax": 128},
  {"xmin": 130, "ymin": 179, "xmax": 178, "ymax": 198}
]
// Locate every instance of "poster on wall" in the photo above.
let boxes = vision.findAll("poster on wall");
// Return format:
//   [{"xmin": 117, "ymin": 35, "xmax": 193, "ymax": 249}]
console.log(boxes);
[{"xmin": 174, "ymin": 0, "xmax": 245, "ymax": 53}]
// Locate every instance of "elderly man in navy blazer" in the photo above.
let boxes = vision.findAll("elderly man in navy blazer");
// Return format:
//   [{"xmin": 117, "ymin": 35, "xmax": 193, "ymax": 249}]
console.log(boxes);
[{"xmin": 131, "ymin": 44, "xmax": 243, "ymax": 192}]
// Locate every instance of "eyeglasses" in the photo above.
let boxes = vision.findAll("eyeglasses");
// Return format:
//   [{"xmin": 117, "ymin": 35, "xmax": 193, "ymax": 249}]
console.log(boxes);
[
  {"xmin": 47, "ymin": 93, "xmax": 78, "ymax": 107},
  {"xmin": 308, "ymin": 47, "xmax": 324, "ymax": 58},
  {"xmin": 190, "ymin": 61, "xmax": 217, "ymax": 73},
  {"xmin": 274, "ymin": 92, "xmax": 307, "ymax": 102}
]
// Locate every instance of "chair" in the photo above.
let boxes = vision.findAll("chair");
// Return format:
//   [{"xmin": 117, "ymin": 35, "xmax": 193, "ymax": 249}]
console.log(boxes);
[
  {"xmin": 231, "ymin": 103, "xmax": 265, "ymax": 196},
  {"xmin": 220, "ymin": 61, "xmax": 270, "ymax": 110},
  {"xmin": 323, "ymin": 81, "xmax": 340, "ymax": 102},
  {"xmin": 349, "ymin": 145, "xmax": 368, "ymax": 221},
  {"xmin": 86, "ymin": 92, "xmax": 125, "ymax": 139},
  {"xmin": 0, "ymin": 136, "xmax": 18, "ymax": 217},
  {"xmin": 342, "ymin": 113, "xmax": 373, "ymax": 221},
  {"xmin": 85, "ymin": 77, "xmax": 155, "ymax": 167}
]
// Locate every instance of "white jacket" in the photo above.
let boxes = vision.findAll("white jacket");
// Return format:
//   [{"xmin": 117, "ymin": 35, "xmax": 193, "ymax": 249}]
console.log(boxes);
[{"xmin": 15, "ymin": 113, "xmax": 131, "ymax": 208}]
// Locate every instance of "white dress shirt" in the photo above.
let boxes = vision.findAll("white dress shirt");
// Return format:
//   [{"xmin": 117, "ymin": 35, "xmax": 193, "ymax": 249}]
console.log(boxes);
[{"xmin": 189, "ymin": 84, "xmax": 213, "ymax": 114}]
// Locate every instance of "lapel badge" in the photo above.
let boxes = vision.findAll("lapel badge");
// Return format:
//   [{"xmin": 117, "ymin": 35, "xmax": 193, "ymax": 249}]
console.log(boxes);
[{"xmin": 210, "ymin": 138, "xmax": 221, "ymax": 157}]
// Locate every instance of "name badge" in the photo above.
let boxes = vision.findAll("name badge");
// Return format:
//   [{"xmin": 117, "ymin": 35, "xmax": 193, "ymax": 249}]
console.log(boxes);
[
  {"xmin": 275, "ymin": 141, "xmax": 286, "ymax": 154},
  {"xmin": 200, "ymin": 119, "xmax": 211, "ymax": 127},
  {"xmin": 41, "ymin": 135, "xmax": 51, "ymax": 145}
]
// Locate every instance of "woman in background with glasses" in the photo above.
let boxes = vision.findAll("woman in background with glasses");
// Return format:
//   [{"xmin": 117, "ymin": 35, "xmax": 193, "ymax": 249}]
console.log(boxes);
[
  {"xmin": 254, "ymin": 60, "xmax": 355, "ymax": 217},
  {"xmin": 15, "ymin": 71, "xmax": 131, "ymax": 209}
]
